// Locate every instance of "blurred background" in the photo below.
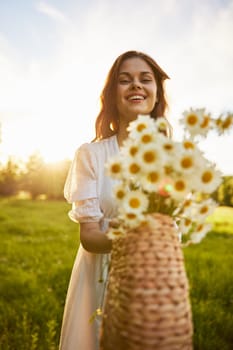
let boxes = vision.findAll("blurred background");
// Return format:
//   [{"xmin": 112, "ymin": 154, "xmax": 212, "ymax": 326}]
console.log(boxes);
[
  {"xmin": 0, "ymin": 1, "xmax": 232, "ymax": 159},
  {"xmin": 0, "ymin": 0, "xmax": 232, "ymax": 199},
  {"xmin": 0, "ymin": 2, "xmax": 233, "ymax": 350}
]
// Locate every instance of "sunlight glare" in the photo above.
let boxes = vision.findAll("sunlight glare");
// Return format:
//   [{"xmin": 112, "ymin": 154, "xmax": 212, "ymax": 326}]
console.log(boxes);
[{"xmin": 0, "ymin": 59, "xmax": 104, "ymax": 163}]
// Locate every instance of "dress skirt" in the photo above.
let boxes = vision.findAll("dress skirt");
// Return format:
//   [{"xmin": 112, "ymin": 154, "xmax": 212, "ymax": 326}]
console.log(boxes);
[{"xmin": 59, "ymin": 246, "xmax": 109, "ymax": 350}]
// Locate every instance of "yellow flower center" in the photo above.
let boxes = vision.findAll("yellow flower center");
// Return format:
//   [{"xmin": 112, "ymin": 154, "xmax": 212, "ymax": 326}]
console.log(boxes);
[
  {"xmin": 141, "ymin": 134, "xmax": 152, "ymax": 143},
  {"xmin": 184, "ymin": 199, "xmax": 192, "ymax": 207},
  {"xmin": 129, "ymin": 146, "xmax": 138, "ymax": 156},
  {"xmin": 164, "ymin": 166, "xmax": 173, "ymax": 175},
  {"xmin": 187, "ymin": 114, "xmax": 198, "ymax": 125},
  {"xmin": 181, "ymin": 157, "xmax": 193, "ymax": 169},
  {"xmin": 129, "ymin": 163, "xmax": 140, "ymax": 174},
  {"xmin": 184, "ymin": 218, "xmax": 192, "ymax": 226},
  {"xmin": 164, "ymin": 143, "xmax": 173, "ymax": 151},
  {"xmin": 129, "ymin": 198, "xmax": 140, "ymax": 209},
  {"xmin": 200, "ymin": 206, "xmax": 208, "ymax": 214},
  {"xmin": 175, "ymin": 180, "xmax": 185, "ymax": 191},
  {"xmin": 196, "ymin": 223, "xmax": 204, "ymax": 232},
  {"xmin": 113, "ymin": 230, "xmax": 122, "ymax": 236},
  {"xmin": 158, "ymin": 122, "xmax": 167, "ymax": 130},
  {"xmin": 202, "ymin": 171, "xmax": 213, "ymax": 183},
  {"xmin": 222, "ymin": 117, "xmax": 232, "ymax": 129},
  {"xmin": 143, "ymin": 151, "xmax": 157, "ymax": 163},
  {"xmin": 116, "ymin": 190, "xmax": 125, "ymax": 199},
  {"xmin": 111, "ymin": 164, "xmax": 121, "ymax": 173},
  {"xmin": 137, "ymin": 124, "xmax": 146, "ymax": 132},
  {"xmin": 183, "ymin": 141, "xmax": 194, "ymax": 149},
  {"xmin": 200, "ymin": 116, "xmax": 210, "ymax": 129},
  {"xmin": 127, "ymin": 213, "xmax": 137, "ymax": 220},
  {"xmin": 148, "ymin": 172, "xmax": 159, "ymax": 183}
]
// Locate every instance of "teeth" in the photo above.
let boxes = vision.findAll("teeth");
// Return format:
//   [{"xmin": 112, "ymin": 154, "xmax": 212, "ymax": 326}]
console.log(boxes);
[{"xmin": 128, "ymin": 95, "xmax": 145, "ymax": 101}]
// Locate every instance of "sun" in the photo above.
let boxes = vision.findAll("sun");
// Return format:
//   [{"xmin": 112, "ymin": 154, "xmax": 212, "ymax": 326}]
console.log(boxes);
[
  {"xmin": 0, "ymin": 52, "xmax": 103, "ymax": 164},
  {"xmin": 1, "ymin": 113, "xmax": 95, "ymax": 164}
]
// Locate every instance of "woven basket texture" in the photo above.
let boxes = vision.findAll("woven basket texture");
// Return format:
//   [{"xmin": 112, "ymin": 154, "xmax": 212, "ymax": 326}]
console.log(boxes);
[{"xmin": 99, "ymin": 213, "xmax": 193, "ymax": 350}]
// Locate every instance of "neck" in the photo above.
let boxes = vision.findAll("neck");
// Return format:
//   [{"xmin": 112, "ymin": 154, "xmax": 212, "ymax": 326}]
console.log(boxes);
[{"xmin": 116, "ymin": 122, "xmax": 129, "ymax": 147}]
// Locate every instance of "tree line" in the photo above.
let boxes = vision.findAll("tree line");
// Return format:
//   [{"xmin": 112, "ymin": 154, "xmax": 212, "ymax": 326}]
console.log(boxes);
[
  {"xmin": 0, "ymin": 153, "xmax": 232, "ymax": 206},
  {"xmin": 0, "ymin": 153, "xmax": 71, "ymax": 200},
  {"xmin": 211, "ymin": 175, "xmax": 233, "ymax": 207}
]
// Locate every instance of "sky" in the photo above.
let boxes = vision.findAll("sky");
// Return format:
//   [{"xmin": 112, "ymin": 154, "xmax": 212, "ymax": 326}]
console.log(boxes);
[{"xmin": 0, "ymin": 0, "xmax": 232, "ymax": 174}]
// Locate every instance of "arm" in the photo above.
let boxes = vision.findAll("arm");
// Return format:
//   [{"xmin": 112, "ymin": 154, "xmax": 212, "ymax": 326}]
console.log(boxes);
[{"xmin": 80, "ymin": 221, "xmax": 112, "ymax": 254}]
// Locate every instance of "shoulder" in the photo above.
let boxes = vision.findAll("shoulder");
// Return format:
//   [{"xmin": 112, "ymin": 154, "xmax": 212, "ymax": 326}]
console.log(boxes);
[
  {"xmin": 72, "ymin": 136, "xmax": 118, "ymax": 171},
  {"xmin": 77, "ymin": 135, "xmax": 118, "ymax": 156}
]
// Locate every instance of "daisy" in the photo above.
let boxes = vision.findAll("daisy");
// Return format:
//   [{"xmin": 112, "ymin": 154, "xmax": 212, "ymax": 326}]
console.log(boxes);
[
  {"xmin": 105, "ymin": 156, "xmax": 123, "ymax": 180},
  {"xmin": 122, "ymin": 190, "xmax": 149, "ymax": 214},
  {"xmin": 190, "ymin": 223, "xmax": 212, "ymax": 243},
  {"xmin": 127, "ymin": 114, "xmax": 156, "ymax": 138},
  {"xmin": 180, "ymin": 139, "xmax": 197, "ymax": 151},
  {"xmin": 177, "ymin": 217, "xmax": 193, "ymax": 235},
  {"xmin": 215, "ymin": 113, "xmax": 233, "ymax": 135},
  {"xmin": 222, "ymin": 113, "xmax": 233, "ymax": 131},
  {"xmin": 107, "ymin": 227, "xmax": 126, "ymax": 240},
  {"xmin": 121, "ymin": 138, "xmax": 139, "ymax": 158},
  {"xmin": 174, "ymin": 150, "xmax": 201, "ymax": 175},
  {"xmin": 194, "ymin": 198, "xmax": 217, "ymax": 222},
  {"xmin": 137, "ymin": 144, "xmax": 163, "ymax": 171},
  {"xmin": 195, "ymin": 165, "xmax": 222, "ymax": 193},
  {"xmin": 123, "ymin": 158, "xmax": 142, "ymax": 179},
  {"xmin": 104, "ymin": 110, "xmax": 228, "ymax": 245},
  {"xmin": 181, "ymin": 197, "xmax": 195, "ymax": 211},
  {"xmin": 181, "ymin": 108, "xmax": 206, "ymax": 138},
  {"xmin": 199, "ymin": 112, "xmax": 212, "ymax": 137},
  {"xmin": 160, "ymin": 137, "xmax": 177, "ymax": 163},
  {"xmin": 170, "ymin": 177, "xmax": 191, "ymax": 201},
  {"xmin": 113, "ymin": 183, "xmax": 127, "ymax": 202},
  {"xmin": 139, "ymin": 130, "xmax": 156, "ymax": 145},
  {"xmin": 174, "ymin": 196, "xmax": 196, "ymax": 217},
  {"xmin": 190, "ymin": 232, "xmax": 206, "ymax": 244},
  {"xmin": 154, "ymin": 117, "xmax": 170, "ymax": 134},
  {"xmin": 118, "ymin": 210, "xmax": 146, "ymax": 229},
  {"xmin": 140, "ymin": 169, "xmax": 163, "ymax": 192}
]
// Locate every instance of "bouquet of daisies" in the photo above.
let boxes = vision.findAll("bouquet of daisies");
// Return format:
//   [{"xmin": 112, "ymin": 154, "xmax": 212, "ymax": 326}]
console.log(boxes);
[{"xmin": 105, "ymin": 108, "xmax": 233, "ymax": 245}]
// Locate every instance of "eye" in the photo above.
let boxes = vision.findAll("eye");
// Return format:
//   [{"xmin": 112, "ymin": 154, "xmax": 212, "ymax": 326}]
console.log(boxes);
[
  {"xmin": 119, "ymin": 79, "xmax": 131, "ymax": 84},
  {"xmin": 141, "ymin": 78, "xmax": 152, "ymax": 83}
]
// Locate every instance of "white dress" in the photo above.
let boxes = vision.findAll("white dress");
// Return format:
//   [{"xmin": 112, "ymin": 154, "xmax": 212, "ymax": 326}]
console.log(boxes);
[{"xmin": 59, "ymin": 135, "xmax": 119, "ymax": 350}]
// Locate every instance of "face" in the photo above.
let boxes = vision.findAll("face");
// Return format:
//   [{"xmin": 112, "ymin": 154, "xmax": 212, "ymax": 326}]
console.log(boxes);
[{"xmin": 116, "ymin": 57, "xmax": 157, "ymax": 124}]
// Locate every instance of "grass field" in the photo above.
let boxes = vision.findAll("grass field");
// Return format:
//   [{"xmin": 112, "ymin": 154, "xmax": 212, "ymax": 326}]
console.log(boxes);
[{"xmin": 0, "ymin": 198, "xmax": 233, "ymax": 350}]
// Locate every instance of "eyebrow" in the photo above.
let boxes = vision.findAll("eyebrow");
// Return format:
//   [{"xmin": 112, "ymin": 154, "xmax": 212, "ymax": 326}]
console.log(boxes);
[{"xmin": 119, "ymin": 71, "xmax": 153, "ymax": 76}]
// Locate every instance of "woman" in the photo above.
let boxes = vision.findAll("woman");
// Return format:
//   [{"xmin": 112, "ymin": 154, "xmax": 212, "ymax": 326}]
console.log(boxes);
[{"xmin": 59, "ymin": 50, "xmax": 170, "ymax": 350}]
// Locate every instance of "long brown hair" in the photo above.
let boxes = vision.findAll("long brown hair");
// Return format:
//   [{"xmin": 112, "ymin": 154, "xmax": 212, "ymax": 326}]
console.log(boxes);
[{"xmin": 94, "ymin": 51, "xmax": 170, "ymax": 140}]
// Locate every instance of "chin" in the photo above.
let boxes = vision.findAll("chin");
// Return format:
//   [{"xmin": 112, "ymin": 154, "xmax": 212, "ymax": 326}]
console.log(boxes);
[{"xmin": 131, "ymin": 109, "xmax": 151, "ymax": 118}]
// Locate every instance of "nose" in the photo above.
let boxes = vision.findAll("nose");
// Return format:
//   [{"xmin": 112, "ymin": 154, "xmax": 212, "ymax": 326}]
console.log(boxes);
[{"xmin": 130, "ymin": 80, "xmax": 142, "ymax": 89}]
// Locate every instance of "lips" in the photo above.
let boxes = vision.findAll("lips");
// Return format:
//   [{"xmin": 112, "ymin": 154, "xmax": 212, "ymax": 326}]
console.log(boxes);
[{"xmin": 127, "ymin": 94, "xmax": 146, "ymax": 101}]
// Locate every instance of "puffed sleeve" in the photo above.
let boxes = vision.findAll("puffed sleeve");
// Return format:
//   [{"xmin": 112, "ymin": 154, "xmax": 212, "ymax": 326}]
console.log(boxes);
[{"xmin": 64, "ymin": 143, "xmax": 103, "ymax": 223}]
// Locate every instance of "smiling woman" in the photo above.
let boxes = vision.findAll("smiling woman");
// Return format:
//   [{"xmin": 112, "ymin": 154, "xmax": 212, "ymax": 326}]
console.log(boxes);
[
  {"xmin": 116, "ymin": 57, "xmax": 158, "ymax": 136},
  {"xmin": 59, "ymin": 50, "xmax": 171, "ymax": 350}
]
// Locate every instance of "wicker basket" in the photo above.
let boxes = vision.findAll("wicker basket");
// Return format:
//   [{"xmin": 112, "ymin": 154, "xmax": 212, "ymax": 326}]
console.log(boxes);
[{"xmin": 99, "ymin": 213, "xmax": 193, "ymax": 350}]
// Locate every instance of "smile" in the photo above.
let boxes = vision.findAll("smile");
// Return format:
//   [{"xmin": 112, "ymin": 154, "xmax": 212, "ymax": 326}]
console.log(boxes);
[{"xmin": 127, "ymin": 95, "xmax": 146, "ymax": 101}]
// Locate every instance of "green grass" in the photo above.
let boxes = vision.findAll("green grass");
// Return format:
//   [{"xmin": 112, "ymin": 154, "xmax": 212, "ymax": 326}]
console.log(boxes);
[
  {"xmin": 0, "ymin": 198, "xmax": 78, "ymax": 350},
  {"xmin": 0, "ymin": 199, "xmax": 233, "ymax": 349},
  {"xmin": 184, "ymin": 206, "xmax": 233, "ymax": 349},
  {"xmin": 184, "ymin": 233, "xmax": 233, "ymax": 349}
]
